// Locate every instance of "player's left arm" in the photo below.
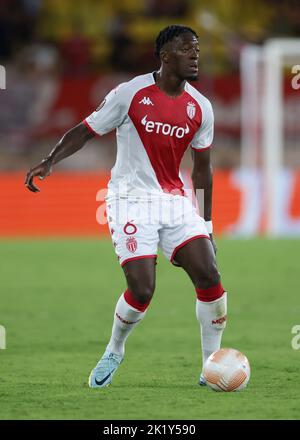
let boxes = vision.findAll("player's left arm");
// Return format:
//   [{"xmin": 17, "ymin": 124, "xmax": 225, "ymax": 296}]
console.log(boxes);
[{"xmin": 191, "ymin": 148, "xmax": 217, "ymax": 254}]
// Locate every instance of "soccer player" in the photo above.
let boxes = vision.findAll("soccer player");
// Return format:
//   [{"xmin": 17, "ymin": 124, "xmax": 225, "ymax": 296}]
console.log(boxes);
[{"xmin": 25, "ymin": 25, "xmax": 227, "ymax": 388}]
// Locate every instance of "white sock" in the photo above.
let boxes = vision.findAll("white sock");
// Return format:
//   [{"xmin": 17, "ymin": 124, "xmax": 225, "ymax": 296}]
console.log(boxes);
[
  {"xmin": 106, "ymin": 293, "xmax": 147, "ymax": 357},
  {"xmin": 196, "ymin": 292, "xmax": 227, "ymax": 370}
]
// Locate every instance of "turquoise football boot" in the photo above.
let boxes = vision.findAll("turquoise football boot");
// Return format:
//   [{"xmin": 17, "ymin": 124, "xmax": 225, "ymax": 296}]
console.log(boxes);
[
  {"xmin": 89, "ymin": 349, "xmax": 123, "ymax": 388},
  {"xmin": 199, "ymin": 373, "xmax": 207, "ymax": 386}
]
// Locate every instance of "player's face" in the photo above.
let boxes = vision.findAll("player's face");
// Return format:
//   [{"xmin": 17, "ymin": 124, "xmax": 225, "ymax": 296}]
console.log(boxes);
[{"xmin": 169, "ymin": 33, "xmax": 200, "ymax": 81}]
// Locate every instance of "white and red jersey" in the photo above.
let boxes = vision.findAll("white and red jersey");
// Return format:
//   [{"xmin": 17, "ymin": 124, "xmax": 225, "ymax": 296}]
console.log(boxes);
[{"xmin": 83, "ymin": 72, "xmax": 214, "ymax": 199}]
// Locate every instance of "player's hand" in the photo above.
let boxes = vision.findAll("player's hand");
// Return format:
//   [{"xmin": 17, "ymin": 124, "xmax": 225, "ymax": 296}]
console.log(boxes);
[
  {"xmin": 210, "ymin": 234, "xmax": 217, "ymax": 255},
  {"xmin": 25, "ymin": 158, "xmax": 52, "ymax": 193}
]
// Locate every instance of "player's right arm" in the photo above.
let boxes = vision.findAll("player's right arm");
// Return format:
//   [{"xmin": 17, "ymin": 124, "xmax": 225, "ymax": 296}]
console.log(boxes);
[
  {"xmin": 25, "ymin": 122, "xmax": 95, "ymax": 192},
  {"xmin": 25, "ymin": 82, "xmax": 128, "ymax": 192}
]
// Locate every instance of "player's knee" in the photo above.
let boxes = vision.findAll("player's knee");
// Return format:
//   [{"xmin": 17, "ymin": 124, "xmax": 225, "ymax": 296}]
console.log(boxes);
[
  {"xmin": 195, "ymin": 263, "xmax": 220, "ymax": 289},
  {"xmin": 131, "ymin": 285, "xmax": 155, "ymax": 304},
  {"xmin": 128, "ymin": 280, "xmax": 155, "ymax": 304}
]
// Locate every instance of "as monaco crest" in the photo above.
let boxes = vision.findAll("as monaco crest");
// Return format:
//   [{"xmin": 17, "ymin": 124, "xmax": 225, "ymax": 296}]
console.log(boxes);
[
  {"xmin": 187, "ymin": 101, "xmax": 196, "ymax": 119},
  {"xmin": 126, "ymin": 237, "xmax": 137, "ymax": 253}
]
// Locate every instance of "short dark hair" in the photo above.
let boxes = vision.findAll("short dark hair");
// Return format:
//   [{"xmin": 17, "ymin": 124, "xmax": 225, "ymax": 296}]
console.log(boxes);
[{"xmin": 155, "ymin": 25, "xmax": 198, "ymax": 58}]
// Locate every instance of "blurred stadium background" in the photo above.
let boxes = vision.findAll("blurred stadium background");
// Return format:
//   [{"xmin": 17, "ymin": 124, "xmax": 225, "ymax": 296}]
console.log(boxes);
[
  {"xmin": 1, "ymin": 0, "xmax": 300, "ymax": 421},
  {"xmin": 1, "ymin": 0, "xmax": 300, "ymax": 237}
]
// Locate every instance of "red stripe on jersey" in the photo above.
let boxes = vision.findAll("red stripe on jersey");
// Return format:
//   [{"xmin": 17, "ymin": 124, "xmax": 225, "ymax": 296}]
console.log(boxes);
[
  {"xmin": 191, "ymin": 145, "xmax": 212, "ymax": 151},
  {"xmin": 128, "ymin": 85, "xmax": 202, "ymax": 195},
  {"xmin": 82, "ymin": 119, "xmax": 101, "ymax": 137}
]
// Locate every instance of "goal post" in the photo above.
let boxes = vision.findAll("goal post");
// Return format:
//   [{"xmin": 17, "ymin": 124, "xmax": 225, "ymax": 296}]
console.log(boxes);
[
  {"xmin": 263, "ymin": 39, "xmax": 300, "ymax": 235},
  {"xmin": 240, "ymin": 45, "xmax": 262, "ymax": 170},
  {"xmin": 240, "ymin": 38, "xmax": 300, "ymax": 236}
]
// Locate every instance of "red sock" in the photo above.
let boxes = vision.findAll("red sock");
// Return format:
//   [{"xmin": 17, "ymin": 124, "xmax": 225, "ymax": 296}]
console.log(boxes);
[
  {"xmin": 124, "ymin": 289, "xmax": 150, "ymax": 312},
  {"xmin": 196, "ymin": 282, "xmax": 225, "ymax": 302}
]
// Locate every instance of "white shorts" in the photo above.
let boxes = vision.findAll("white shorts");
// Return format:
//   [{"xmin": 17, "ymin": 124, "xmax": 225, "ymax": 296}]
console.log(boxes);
[{"xmin": 106, "ymin": 195, "xmax": 210, "ymax": 266}]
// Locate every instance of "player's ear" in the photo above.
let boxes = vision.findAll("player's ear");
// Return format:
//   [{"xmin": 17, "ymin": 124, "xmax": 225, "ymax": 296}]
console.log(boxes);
[{"xmin": 160, "ymin": 49, "xmax": 170, "ymax": 64}]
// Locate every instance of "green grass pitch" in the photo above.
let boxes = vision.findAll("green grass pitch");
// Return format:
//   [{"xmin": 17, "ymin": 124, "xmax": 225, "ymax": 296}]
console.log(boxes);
[{"xmin": 0, "ymin": 238, "xmax": 299, "ymax": 420}]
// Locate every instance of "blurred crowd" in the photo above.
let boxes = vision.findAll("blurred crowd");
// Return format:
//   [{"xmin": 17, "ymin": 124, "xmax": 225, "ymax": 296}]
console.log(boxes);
[
  {"xmin": 0, "ymin": 0, "xmax": 300, "ymax": 170},
  {"xmin": 1, "ymin": 0, "xmax": 300, "ymax": 74}
]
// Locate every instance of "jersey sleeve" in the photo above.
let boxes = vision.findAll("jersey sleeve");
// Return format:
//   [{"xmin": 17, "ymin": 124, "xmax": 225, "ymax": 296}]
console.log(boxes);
[
  {"xmin": 83, "ymin": 83, "xmax": 127, "ymax": 136},
  {"xmin": 190, "ymin": 100, "xmax": 214, "ymax": 151}
]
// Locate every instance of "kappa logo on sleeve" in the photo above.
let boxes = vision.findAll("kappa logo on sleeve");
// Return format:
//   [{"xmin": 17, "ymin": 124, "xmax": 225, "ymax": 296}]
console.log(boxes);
[{"xmin": 139, "ymin": 96, "xmax": 154, "ymax": 106}]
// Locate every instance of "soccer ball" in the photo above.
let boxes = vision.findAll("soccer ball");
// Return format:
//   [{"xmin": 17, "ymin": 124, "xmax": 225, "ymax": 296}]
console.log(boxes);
[{"xmin": 203, "ymin": 348, "xmax": 250, "ymax": 392}]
